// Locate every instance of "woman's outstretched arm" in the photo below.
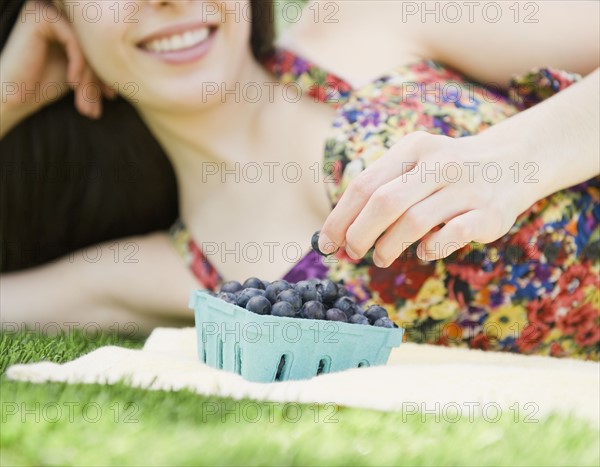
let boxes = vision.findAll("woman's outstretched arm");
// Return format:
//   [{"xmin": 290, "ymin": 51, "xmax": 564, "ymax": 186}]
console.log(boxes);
[
  {"xmin": 0, "ymin": 232, "xmax": 200, "ymax": 334},
  {"xmin": 476, "ymin": 67, "xmax": 599, "ymax": 202},
  {"xmin": 318, "ymin": 66, "xmax": 599, "ymax": 265},
  {"xmin": 418, "ymin": 1, "xmax": 599, "ymax": 85}
]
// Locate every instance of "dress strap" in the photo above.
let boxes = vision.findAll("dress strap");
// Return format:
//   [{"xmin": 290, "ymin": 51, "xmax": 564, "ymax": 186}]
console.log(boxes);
[
  {"xmin": 262, "ymin": 48, "xmax": 354, "ymax": 108},
  {"xmin": 508, "ymin": 67, "xmax": 581, "ymax": 109},
  {"xmin": 169, "ymin": 219, "xmax": 222, "ymax": 291}
]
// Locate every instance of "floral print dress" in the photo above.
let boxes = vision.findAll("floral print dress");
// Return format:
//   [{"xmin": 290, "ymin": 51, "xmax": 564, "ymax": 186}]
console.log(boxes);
[{"xmin": 171, "ymin": 48, "xmax": 600, "ymax": 360}]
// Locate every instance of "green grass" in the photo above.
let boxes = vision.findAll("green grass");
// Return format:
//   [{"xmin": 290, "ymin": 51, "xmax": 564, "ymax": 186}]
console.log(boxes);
[{"xmin": 1, "ymin": 330, "xmax": 598, "ymax": 466}]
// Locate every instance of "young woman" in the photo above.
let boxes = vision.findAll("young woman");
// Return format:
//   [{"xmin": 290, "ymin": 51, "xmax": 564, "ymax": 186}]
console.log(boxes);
[{"xmin": 2, "ymin": 1, "xmax": 598, "ymax": 358}]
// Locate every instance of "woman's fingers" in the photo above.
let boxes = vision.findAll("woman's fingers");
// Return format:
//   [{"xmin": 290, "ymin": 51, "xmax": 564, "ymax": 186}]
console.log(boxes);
[
  {"xmin": 319, "ymin": 163, "xmax": 404, "ymax": 255},
  {"xmin": 372, "ymin": 187, "xmax": 472, "ymax": 267},
  {"xmin": 100, "ymin": 82, "xmax": 117, "ymax": 100},
  {"xmin": 46, "ymin": 5, "xmax": 113, "ymax": 116},
  {"xmin": 344, "ymin": 165, "xmax": 445, "ymax": 260},
  {"xmin": 318, "ymin": 132, "xmax": 433, "ymax": 255},
  {"xmin": 416, "ymin": 210, "xmax": 489, "ymax": 261},
  {"xmin": 44, "ymin": 6, "xmax": 85, "ymax": 84},
  {"xmin": 74, "ymin": 66, "xmax": 102, "ymax": 119}
]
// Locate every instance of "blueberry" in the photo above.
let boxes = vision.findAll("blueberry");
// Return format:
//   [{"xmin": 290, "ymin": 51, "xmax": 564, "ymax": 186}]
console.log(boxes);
[
  {"xmin": 217, "ymin": 292, "xmax": 237, "ymax": 304},
  {"xmin": 276, "ymin": 289, "xmax": 302, "ymax": 311},
  {"xmin": 365, "ymin": 305, "xmax": 388, "ymax": 324},
  {"xmin": 265, "ymin": 280, "xmax": 292, "ymax": 303},
  {"xmin": 261, "ymin": 280, "xmax": 271, "ymax": 290},
  {"xmin": 243, "ymin": 277, "xmax": 265, "ymax": 290},
  {"xmin": 236, "ymin": 288, "xmax": 265, "ymax": 307},
  {"xmin": 220, "ymin": 281, "xmax": 243, "ymax": 294},
  {"xmin": 317, "ymin": 279, "xmax": 338, "ymax": 303},
  {"xmin": 336, "ymin": 282, "xmax": 350, "ymax": 298},
  {"xmin": 299, "ymin": 301, "xmax": 326, "ymax": 320},
  {"xmin": 349, "ymin": 314, "xmax": 370, "ymax": 325},
  {"xmin": 326, "ymin": 308, "xmax": 348, "ymax": 322},
  {"xmin": 271, "ymin": 301, "xmax": 297, "ymax": 318},
  {"xmin": 294, "ymin": 281, "xmax": 322, "ymax": 303},
  {"xmin": 333, "ymin": 296, "xmax": 357, "ymax": 319},
  {"xmin": 311, "ymin": 230, "xmax": 339, "ymax": 257},
  {"xmin": 246, "ymin": 295, "xmax": 272, "ymax": 315},
  {"xmin": 373, "ymin": 317, "xmax": 395, "ymax": 328},
  {"xmin": 293, "ymin": 280, "xmax": 310, "ymax": 293}
]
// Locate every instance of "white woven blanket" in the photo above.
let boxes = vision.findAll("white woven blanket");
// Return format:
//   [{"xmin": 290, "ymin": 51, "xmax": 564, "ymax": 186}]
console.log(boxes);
[{"xmin": 6, "ymin": 327, "xmax": 599, "ymax": 425}]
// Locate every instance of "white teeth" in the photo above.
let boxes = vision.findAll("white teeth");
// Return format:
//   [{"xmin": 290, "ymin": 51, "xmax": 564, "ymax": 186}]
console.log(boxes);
[
  {"xmin": 159, "ymin": 38, "xmax": 170, "ymax": 51},
  {"xmin": 171, "ymin": 35, "xmax": 184, "ymax": 49},
  {"xmin": 142, "ymin": 27, "xmax": 211, "ymax": 53}
]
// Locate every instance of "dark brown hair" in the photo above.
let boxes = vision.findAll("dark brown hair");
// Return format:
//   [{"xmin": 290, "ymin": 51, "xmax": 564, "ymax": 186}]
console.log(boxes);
[{"xmin": 0, "ymin": 0, "xmax": 275, "ymax": 272}]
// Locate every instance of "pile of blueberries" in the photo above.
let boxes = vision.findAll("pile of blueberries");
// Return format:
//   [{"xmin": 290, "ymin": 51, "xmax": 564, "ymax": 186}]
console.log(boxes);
[{"xmin": 211, "ymin": 277, "xmax": 398, "ymax": 328}]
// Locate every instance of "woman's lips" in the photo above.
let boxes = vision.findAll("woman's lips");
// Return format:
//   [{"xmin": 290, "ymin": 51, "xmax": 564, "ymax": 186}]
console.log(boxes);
[{"xmin": 137, "ymin": 25, "xmax": 218, "ymax": 65}]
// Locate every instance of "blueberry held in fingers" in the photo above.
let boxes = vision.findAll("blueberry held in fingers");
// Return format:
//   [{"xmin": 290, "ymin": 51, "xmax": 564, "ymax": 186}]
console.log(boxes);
[{"xmin": 311, "ymin": 230, "xmax": 339, "ymax": 257}]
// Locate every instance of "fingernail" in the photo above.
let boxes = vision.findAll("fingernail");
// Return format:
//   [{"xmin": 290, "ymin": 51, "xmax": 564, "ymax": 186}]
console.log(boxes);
[
  {"xmin": 345, "ymin": 245, "xmax": 361, "ymax": 260},
  {"xmin": 318, "ymin": 233, "xmax": 337, "ymax": 255},
  {"xmin": 417, "ymin": 244, "xmax": 431, "ymax": 261},
  {"xmin": 417, "ymin": 246, "xmax": 436, "ymax": 262},
  {"xmin": 373, "ymin": 253, "xmax": 385, "ymax": 268}
]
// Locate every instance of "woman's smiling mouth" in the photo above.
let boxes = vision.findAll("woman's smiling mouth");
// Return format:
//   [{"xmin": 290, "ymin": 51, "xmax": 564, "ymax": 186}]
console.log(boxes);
[{"xmin": 137, "ymin": 23, "xmax": 218, "ymax": 64}]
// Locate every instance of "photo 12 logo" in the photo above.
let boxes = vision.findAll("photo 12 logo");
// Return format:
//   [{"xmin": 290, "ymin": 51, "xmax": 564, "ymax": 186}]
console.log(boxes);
[
  {"xmin": 1, "ymin": 402, "xmax": 140, "ymax": 424},
  {"xmin": 200, "ymin": 401, "xmax": 339, "ymax": 423},
  {"xmin": 400, "ymin": 1, "xmax": 540, "ymax": 24},
  {"xmin": 200, "ymin": 319, "xmax": 341, "ymax": 345},
  {"xmin": 21, "ymin": 1, "xmax": 140, "ymax": 24}
]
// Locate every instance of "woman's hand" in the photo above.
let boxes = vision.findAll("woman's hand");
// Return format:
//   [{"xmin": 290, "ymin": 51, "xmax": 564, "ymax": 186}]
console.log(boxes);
[
  {"xmin": 1, "ymin": 0, "xmax": 114, "ymax": 136},
  {"xmin": 318, "ymin": 130, "xmax": 544, "ymax": 267}
]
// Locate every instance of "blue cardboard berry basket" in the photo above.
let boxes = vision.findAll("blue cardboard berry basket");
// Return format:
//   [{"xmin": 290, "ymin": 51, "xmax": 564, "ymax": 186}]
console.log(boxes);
[{"xmin": 189, "ymin": 289, "xmax": 404, "ymax": 383}]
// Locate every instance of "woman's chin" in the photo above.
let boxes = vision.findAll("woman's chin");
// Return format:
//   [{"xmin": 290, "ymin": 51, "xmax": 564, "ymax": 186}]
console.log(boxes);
[{"xmin": 132, "ymin": 88, "xmax": 220, "ymax": 114}]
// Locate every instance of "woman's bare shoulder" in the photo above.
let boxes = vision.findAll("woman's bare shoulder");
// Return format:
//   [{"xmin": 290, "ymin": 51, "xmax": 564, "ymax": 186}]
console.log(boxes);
[
  {"xmin": 277, "ymin": 1, "xmax": 428, "ymax": 88},
  {"xmin": 277, "ymin": 1, "xmax": 599, "ymax": 86}
]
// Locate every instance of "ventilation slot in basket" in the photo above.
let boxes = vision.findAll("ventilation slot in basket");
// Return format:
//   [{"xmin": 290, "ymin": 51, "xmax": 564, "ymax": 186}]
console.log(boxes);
[
  {"xmin": 234, "ymin": 343, "xmax": 242, "ymax": 375},
  {"xmin": 200, "ymin": 328, "xmax": 207, "ymax": 363},
  {"xmin": 358, "ymin": 360, "xmax": 370, "ymax": 368},
  {"xmin": 316, "ymin": 357, "xmax": 331, "ymax": 375},
  {"xmin": 275, "ymin": 355, "xmax": 289, "ymax": 381},
  {"xmin": 216, "ymin": 337, "xmax": 223, "ymax": 369}
]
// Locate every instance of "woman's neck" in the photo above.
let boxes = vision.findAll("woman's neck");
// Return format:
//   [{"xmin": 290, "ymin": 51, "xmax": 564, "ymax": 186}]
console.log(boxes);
[
  {"xmin": 134, "ymin": 52, "xmax": 336, "ymax": 235},
  {"xmin": 136, "ymin": 55, "xmax": 276, "ymax": 171}
]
